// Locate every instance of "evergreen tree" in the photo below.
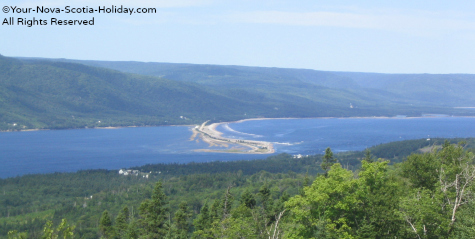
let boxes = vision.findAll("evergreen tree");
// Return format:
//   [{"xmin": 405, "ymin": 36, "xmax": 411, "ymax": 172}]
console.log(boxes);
[
  {"xmin": 240, "ymin": 189, "xmax": 256, "ymax": 209},
  {"xmin": 139, "ymin": 181, "xmax": 169, "ymax": 238},
  {"xmin": 172, "ymin": 202, "xmax": 192, "ymax": 239},
  {"xmin": 194, "ymin": 203, "xmax": 210, "ymax": 232},
  {"xmin": 222, "ymin": 186, "xmax": 234, "ymax": 220},
  {"xmin": 115, "ymin": 206, "xmax": 129, "ymax": 238},
  {"xmin": 258, "ymin": 184, "xmax": 275, "ymax": 223},
  {"xmin": 99, "ymin": 211, "xmax": 115, "ymax": 239},
  {"xmin": 258, "ymin": 184, "xmax": 271, "ymax": 210},
  {"xmin": 321, "ymin": 147, "xmax": 336, "ymax": 174},
  {"xmin": 303, "ymin": 172, "xmax": 310, "ymax": 187},
  {"xmin": 363, "ymin": 148, "xmax": 374, "ymax": 162},
  {"xmin": 193, "ymin": 203, "xmax": 212, "ymax": 238},
  {"xmin": 127, "ymin": 219, "xmax": 139, "ymax": 239},
  {"xmin": 209, "ymin": 199, "xmax": 221, "ymax": 222}
]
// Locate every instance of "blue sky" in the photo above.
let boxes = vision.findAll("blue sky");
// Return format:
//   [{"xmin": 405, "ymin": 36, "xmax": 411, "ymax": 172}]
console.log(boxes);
[{"xmin": 1, "ymin": 0, "xmax": 475, "ymax": 73}]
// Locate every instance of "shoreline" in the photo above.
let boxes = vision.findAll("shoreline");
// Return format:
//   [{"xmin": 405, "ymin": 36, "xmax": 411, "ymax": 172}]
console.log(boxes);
[
  {"xmin": 190, "ymin": 121, "xmax": 275, "ymax": 154},
  {"xmin": 188, "ymin": 115, "xmax": 475, "ymax": 154},
  {"xmin": 226, "ymin": 115, "xmax": 475, "ymax": 124},
  {"xmin": 3, "ymin": 115, "xmax": 475, "ymax": 133}
]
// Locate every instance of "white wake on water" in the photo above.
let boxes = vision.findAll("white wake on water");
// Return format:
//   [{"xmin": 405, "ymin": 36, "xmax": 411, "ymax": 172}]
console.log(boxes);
[
  {"xmin": 223, "ymin": 124, "xmax": 263, "ymax": 138},
  {"xmin": 273, "ymin": 141, "xmax": 304, "ymax": 146}
]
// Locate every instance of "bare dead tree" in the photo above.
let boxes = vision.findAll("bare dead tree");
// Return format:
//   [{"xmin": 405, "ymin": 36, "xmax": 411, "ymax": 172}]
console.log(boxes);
[
  {"xmin": 265, "ymin": 209, "xmax": 286, "ymax": 239},
  {"xmin": 439, "ymin": 161, "xmax": 475, "ymax": 232}
]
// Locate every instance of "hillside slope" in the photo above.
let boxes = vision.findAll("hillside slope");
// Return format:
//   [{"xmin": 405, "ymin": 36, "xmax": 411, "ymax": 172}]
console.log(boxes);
[
  {"xmin": 50, "ymin": 58, "xmax": 475, "ymax": 108},
  {"xmin": 0, "ymin": 56, "xmax": 273, "ymax": 130},
  {"xmin": 1, "ymin": 56, "xmax": 469, "ymax": 130}
]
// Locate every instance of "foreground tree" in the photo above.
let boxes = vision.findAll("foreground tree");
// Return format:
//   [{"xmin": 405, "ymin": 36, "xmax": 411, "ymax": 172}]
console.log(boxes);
[
  {"xmin": 99, "ymin": 211, "xmax": 115, "ymax": 239},
  {"xmin": 8, "ymin": 219, "xmax": 74, "ymax": 239},
  {"xmin": 139, "ymin": 181, "xmax": 169, "ymax": 238},
  {"xmin": 7, "ymin": 231, "xmax": 27, "ymax": 239},
  {"xmin": 115, "ymin": 206, "xmax": 129, "ymax": 238},
  {"xmin": 400, "ymin": 141, "xmax": 475, "ymax": 238},
  {"xmin": 42, "ymin": 219, "xmax": 75, "ymax": 239},
  {"xmin": 193, "ymin": 203, "xmax": 213, "ymax": 239},
  {"xmin": 171, "ymin": 201, "xmax": 192, "ymax": 239},
  {"xmin": 285, "ymin": 163, "xmax": 358, "ymax": 238},
  {"xmin": 240, "ymin": 189, "xmax": 257, "ymax": 209},
  {"xmin": 285, "ymin": 161, "xmax": 403, "ymax": 238}
]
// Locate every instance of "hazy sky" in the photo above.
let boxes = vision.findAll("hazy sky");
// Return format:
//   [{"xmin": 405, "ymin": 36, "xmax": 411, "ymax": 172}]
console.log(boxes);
[{"xmin": 1, "ymin": 0, "xmax": 475, "ymax": 73}]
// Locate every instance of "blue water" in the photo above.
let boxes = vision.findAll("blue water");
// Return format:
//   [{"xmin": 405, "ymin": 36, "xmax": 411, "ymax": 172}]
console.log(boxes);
[
  {"xmin": 1, "ymin": 117, "xmax": 474, "ymax": 178},
  {"xmin": 217, "ymin": 117, "xmax": 475, "ymax": 154}
]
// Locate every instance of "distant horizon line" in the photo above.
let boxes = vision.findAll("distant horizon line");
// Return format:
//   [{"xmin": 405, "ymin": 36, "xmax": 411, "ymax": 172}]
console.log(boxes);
[{"xmin": 5, "ymin": 54, "xmax": 474, "ymax": 75}]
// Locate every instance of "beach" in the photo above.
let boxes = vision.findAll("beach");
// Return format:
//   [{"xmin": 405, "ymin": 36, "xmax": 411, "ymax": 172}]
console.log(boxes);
[{"xmin": 190, "ymin": 120, "xmax": 275, "ymax": 154}]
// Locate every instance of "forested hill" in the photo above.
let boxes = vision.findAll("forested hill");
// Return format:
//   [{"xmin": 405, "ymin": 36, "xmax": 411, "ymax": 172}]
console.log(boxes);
[
  {"xmin": 1, "ymin": 55, "xmax": 275, "ymax": 130},
  {"xmin": 43, "ymin": 58, "xmax": 475, "ymax": 108},
  {"xmin": 0, "ymin": 55, "xmax": 365, "ymax": 131},
  {"xmin": 1, "ymin": 55, "xmax": 472, "ymax": 130}
]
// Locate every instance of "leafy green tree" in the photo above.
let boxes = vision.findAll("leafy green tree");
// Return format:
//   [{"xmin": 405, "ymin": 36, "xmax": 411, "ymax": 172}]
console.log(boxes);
[
  {"xmin": 7, "ymin": 230, "xmax": 27, "ymax": 239},
  {"xmin": 356, "ymin": 160, "xmax": 402, "ymax": 237},
  {"xmin": 399, "ymin": 189, "xmax": 446, "ymax": 238},
  {"xmin": 286, "ymin": 163, "xmax": 357, "ymax": 238},
  {"xmin": 451, "ymin": 200, "xmax": 475, "ymax": 238},
  {"xmin": 212, "ymin": 215, "xmax": 256, "ymax": 239},
  {"xmin": 285, "ymin": 161, "xmax": 403, "ymax": 238},
  {"xmin": 42, "ymin": 219, "xmax": 75, "ymax": 239},
  {"xmin": 139, "ymin": 181, "xmax": 169, "ymax": 238},
  {"xmin": 401, "ymin": 152, "xmax": 439, "ymax": 191},
  {"xmin": 399, "ymin": 142, "xmax": 475, "ymax": 238}
]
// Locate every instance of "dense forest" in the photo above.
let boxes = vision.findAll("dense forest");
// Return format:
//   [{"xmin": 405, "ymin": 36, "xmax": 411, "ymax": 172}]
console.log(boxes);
[
  {"xmin": 2, "ymin": 138, "xmax": 475, "ymax": 238},
  {"xmin": 48, "ymin": 58, "xmax": 475, "ymax": 108}
]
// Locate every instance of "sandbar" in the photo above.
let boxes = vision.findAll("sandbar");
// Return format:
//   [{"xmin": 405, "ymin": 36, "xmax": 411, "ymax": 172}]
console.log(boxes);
[{"xmin": 191, "ymin": 120, "xmax": 274, "ymax": 154}]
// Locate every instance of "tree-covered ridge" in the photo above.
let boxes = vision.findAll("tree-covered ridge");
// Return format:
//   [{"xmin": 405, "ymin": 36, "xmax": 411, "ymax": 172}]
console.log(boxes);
[
  {"xmin": 95, "ymin": 142, "xmax": 475, "ymax": 238},
  {"xmin": 46, "ymin": 57, "xmax": 475, "ymax": 108},
  {"xmin": 0, "ymin": 55, "xmax": 284, "ymax": 131},
  {"xmin": 4, "ymin": 54, "xmax": 472, "ymax": 131},
  {"xmin": 2, "ymin": 139, "xmax": 475, "ymax": 238}
]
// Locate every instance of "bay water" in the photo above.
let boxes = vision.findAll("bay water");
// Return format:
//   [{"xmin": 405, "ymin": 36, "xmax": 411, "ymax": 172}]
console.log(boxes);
[{"xmin": 1, "ymin": 117, "xmax": 474, "ymax": 178}]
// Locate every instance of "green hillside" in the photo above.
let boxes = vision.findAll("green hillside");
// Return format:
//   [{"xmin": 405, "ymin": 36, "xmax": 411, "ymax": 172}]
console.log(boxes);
[
  {"xmin": 51, "ymin": 58, "xmax": 475, "ymax": 108},
  {"xmin": 2, "ymin": 55, "xmax": 290, "ymax": 130},
  {"xmin": 3, "ymin": 55, "xmax": 473, "ymax": 130},
  {"xmin": 46, "ymin": 57, "xmax": 475, "ymax": 111}
]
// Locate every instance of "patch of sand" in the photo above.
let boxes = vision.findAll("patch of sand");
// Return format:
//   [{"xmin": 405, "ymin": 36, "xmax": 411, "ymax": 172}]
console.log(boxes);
[{"xmin": 192, "ymin": 121, "xmax": 274, "ymax": 154}]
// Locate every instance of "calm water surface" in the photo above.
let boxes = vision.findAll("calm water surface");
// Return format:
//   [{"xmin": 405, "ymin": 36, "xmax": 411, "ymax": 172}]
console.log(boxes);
[{"xmin": 1, "ymin": 117, "xmax": 474, "ymax": 178}]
